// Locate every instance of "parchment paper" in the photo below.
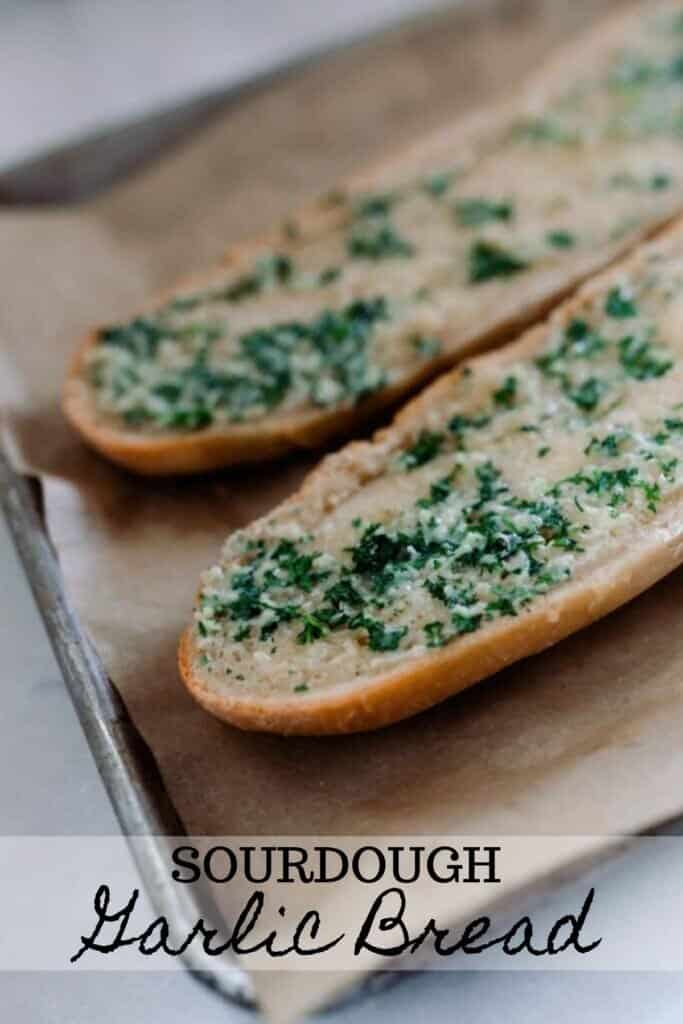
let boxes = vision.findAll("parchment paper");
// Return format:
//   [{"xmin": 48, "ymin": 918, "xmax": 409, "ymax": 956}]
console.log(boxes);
[{"xmin": 4, "ymin": 0, "xmax": 682, "ymax": 1018}]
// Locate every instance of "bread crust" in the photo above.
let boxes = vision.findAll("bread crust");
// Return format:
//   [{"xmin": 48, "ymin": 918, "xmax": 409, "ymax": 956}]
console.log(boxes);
[
  {"xmin": 62, "ymin": 2, "xmax": 659, "ymax": 476},
  {"xmin": 177, "ymin": 220, "xmax": 683, "ymax": 733}
]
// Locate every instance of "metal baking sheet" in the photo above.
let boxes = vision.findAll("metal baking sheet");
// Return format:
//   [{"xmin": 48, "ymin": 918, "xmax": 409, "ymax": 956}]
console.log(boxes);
[{"xmin": 0, "ymin": 450, "xmax": 256, "ymax": 1008}]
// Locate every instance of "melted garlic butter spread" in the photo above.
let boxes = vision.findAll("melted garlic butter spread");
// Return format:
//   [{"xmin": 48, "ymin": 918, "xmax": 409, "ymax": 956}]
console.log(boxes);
[
  {"xmin": 193, "ymin": 237, "xmax": 683, "ymax": 694},
  {"xmin": 89, "ymin": 4, "xmax": 683, "ymax": 434}
]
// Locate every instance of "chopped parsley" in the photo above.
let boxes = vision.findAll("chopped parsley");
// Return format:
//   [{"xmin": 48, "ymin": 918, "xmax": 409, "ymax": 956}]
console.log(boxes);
[
  {"xmin": 546, "ymin": 229, "xmax": 575, "ymax": 249},
  {"xmin": 618, "ymin": 334, "xmax": 673, "ymax": 380},
  {"xmin": 353, "ymin": 193, "xmax": 395, "ymax": 218},
  {"xmin": 535, "ymin": 319, "xmax": 612, "ymax": 412},
  {"xmin": 605, "ymin": 286, "xmax": 638, "ymax": 318},
  {"xmin": 417, "ymin": 473, "xmax": 455, "ymax": 508},
  {"xmin": 361, "ymin": 619, "xmax": 408, "ymax": 652},
  {"xmin": 454, "ymin": 197, "xmax": 514, "ymax": 227},
  {"xmin": 318, "ymin": 265, "xmax": 342, "ymax": 286},
  {"xmin": 448, "ymin": 413, "xmax": 491, "ymax": 446},
  {"xmin": 607, "ymin": 170, "xmax": 672, "ymax": 191},
  {"xmin": 562, "ymin": 466, "xmax": 661, "ymax": 513},
  {"xmin": 422, "ymin": 170, "xmax": 458, "ymax": 198},
  {"xmin": 468, "ymin": 241, "xmax": 529, "ymax": 283},
  {"xmin": 651, "ymin": 171, "xmax": 673, "ymax": 190},
  {"xmin": 350, "ymin": 525, "xmax": 409, "ymax": 583},
  {"xmin": 584, "ymin": 432, "xmax": 628, "ymax": 457},
  {"xmin": 424, "ymin": 621, "xmax": 447, "ymax": 647},
  {"xmin": 297, "ymin": 613, "xmax": 328, "ymax": 645},
  {"xmin": 568, "ymin": 377, "xmax": 609, "ymax": 412},
  {"xmin": 348, "ymin": 193, "xmax": 413, "ymax": 260},
  {"xmin": 100, "ymin": 317, "xmax": 182, "ymax": 360},
  {"xmin": 219, "ymin": 253, "xmax": 294, "ymax": 302},
  {"xmin": 537, "ymin": 319, "xmax": 607, "ymax": 373},
  {"xmin": 348, "ymin": 221, "xmax": 414, "ymax": 260},
  {"xmin": 493, "ymin": 375, "xmax": 518, "ymax": 409},
  {"xmin": 400, "ymin": 431, "xmax": 445, "ymax": 470}
]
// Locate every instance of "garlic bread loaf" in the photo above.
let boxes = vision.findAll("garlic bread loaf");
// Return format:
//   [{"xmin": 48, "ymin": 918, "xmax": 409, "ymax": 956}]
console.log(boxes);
[
  {"xmin": 66, "ymin": 4, "xmax": 683, "ymax": 474},
  {"xmin": 180, "ymin": 222, "xmax": 683, "ymax": 732}
]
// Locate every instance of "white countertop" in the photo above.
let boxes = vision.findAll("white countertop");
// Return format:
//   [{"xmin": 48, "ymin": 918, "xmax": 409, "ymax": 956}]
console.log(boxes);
[{"xmin": 2, "ymin": 1, "xmax": 683, "ymax": 1019}]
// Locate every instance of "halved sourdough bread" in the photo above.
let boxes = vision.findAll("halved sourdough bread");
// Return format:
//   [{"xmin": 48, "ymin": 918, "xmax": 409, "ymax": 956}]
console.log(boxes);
[
  {"xmin": 65, "ymin": 3, "xmax": 683, "ymax": 474},
  {"xmin": 180, "ymin": 220, "xmax": 683, "ymax": 733}
]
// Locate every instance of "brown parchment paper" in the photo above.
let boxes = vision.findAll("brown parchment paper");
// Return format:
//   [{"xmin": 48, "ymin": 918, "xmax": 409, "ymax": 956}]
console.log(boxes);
[{"xmin": 3, "ymin": 0, "xmax": 683, "ymax": 1018}]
